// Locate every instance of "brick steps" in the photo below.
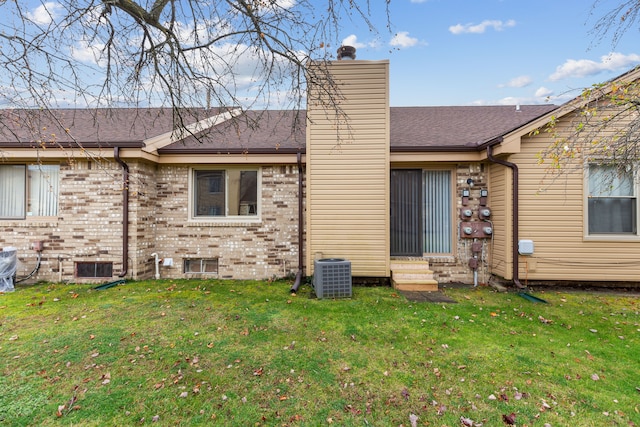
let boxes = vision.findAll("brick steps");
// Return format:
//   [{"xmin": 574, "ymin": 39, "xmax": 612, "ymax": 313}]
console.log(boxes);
[{"xmin": 391, "ymin": 259, "xmax": 439, "ymax": 292}]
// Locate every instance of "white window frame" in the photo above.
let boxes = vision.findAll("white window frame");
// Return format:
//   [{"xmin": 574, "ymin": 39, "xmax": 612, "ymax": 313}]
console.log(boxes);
[
  {"xmin": 189, "ymin": 167, "xmax": 261, "ymax": 222},
  {"xmin": 0, "ymin": 164, "xmax": 60, "ymax": 220},
  {"xmin": 585, "ymin": 163, "xmax": 639, "ymax": 240},
  {"xmin": 184, "ymin": 258, "xmax": 219, "ymax": 274}
]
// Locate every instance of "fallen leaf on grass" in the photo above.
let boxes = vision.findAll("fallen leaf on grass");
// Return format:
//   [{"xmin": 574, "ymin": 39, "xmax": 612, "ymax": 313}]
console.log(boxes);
[
  {"xmin": 502, "ymin": 412, "xmax": 516, "ymax": 425},
  {"xmin": 101, "ymin": 372, "xmax": 111, "ymax": 385},
  {"xmin": 460, "ymin": 416, "xmax": 482, "ymax": 426},
  {"xmin": 401, "ymin": 388, "xmax": 410, "ymax": 400},
  {"xmin": 591, "ymin": 373, "xmax": 600, "ymax": 381},
  {"xmin": 409, "ymin": 413, "xmax": 419, "ymax": 427},
  {"xmin": 56, "ymin": 405, "xmax": 66, "ymax": 417}
]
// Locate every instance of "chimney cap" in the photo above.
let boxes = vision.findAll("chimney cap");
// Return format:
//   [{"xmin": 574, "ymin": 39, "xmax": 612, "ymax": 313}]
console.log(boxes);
[{"xmin": 337, "ymin": 45, "xmax": 356, "ymax": 60}]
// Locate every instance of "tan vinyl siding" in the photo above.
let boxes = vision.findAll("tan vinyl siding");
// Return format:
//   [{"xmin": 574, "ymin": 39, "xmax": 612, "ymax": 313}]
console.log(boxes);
[
  {"xmin": 510, "ymin": 117, "xmax": 640, "ymax": 282},
  {"xmin": 488, "ymin": 162, "xmax": 512, "ymax": 279},
  {"xmin": 306, "ymin": 60, "xmax": 390, "ymax": 277}
]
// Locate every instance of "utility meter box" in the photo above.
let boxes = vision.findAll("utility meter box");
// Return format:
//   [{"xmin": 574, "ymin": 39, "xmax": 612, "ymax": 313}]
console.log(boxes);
[{"xmin": 518, "ymin": 240, "xmax": 534, "ymax": 255}]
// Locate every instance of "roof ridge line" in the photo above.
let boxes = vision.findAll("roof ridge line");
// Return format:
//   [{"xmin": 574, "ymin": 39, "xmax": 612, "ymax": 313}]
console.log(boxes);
[{"xmin": 142, "ymin": 108, "xmax": 242, "ymax": 154}]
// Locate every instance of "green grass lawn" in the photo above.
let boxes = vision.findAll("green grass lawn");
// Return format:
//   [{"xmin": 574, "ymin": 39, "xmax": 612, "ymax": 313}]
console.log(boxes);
[{"xmin": 0, "ymin": 279, "xmax": 638, "ymax": 426}]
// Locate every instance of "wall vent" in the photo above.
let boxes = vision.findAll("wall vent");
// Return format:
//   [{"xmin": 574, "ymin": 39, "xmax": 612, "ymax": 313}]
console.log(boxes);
[
  {"xmin": 313, "ymin": 258, "xmax": 352, "ymax": 299},
  {"xmin": 75, "ymin": 262, "xmax": 113, "ymax": 278}
]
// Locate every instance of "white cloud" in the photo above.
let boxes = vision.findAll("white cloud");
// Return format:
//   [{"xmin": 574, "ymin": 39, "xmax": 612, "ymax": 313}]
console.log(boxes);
[
  {"xmin": 549, "ymin": 52, "xmax": 640, "ymax": 81},
  {"xmin": 499, "ymin": 75, "xmax": 532, "ymax": 88},
  {"xmin": 274, "ymin": 0, "xmax": 296, "ymax": 8},
  {"xmin": 341, "ymin": 34, "xmax": 381, "ymax": 49},
  {"xmin": 27, "ymin": 1, "xmax": 63, "ymax": 25},
  {"xmin": 390, "ymin": 31, "xmax": 419, "ymax": 48},
  {"xmin": 472, "ymin": 87, "xmax": 557, "ymax": 106},
  {"xmin": 535, "ymin": 86, "xmax": 553, "ymax": 98},
  {"xmin": 449, "ymin": 19, "xmax": 516, "ymax": 35},
  {"xmin": 70, "ymin": 38, "xmax": 106, "ymax": 66}
]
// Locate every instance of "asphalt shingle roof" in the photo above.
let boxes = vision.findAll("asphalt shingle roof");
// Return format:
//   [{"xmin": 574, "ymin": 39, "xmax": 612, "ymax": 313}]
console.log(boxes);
[
  {"xmin": 0, "ymin": 108, "xmax": 223, "ymax": 148},
  {"xmin": 390, "ymin": 105, "xmax": 558, "ymax": 150},
  {"xmin": 158, "ymin": 110, "xmax": 307, "ymax": 154},
  {"xmin": 0, "ymin": 105, "xmax": 558, "ymax": 153}
]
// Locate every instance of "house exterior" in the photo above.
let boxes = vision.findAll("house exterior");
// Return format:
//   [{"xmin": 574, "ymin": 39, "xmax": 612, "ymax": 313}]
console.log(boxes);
[{"xmin": 1, "ymin": 54, "xmax": 639, "ymax": 288}]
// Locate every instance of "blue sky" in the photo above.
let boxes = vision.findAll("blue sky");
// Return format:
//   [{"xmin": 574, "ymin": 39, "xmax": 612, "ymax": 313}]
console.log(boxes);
[
  {"xmin": 340, "ymin": 0, "xmax": 640, "ymax": 106},
  {"xmin": 4, "ymin": 1, "xmax": 640, "ymax": 110}
]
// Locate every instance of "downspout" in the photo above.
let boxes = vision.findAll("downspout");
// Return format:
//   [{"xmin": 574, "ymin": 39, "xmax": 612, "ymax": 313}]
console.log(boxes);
[
  {"xmin": 290, "ymin": 152, "xmax": 304, "ymax": 293},
  {"xmin": 114, "ymin": 147, "xmax": 129, "ymax": 278},
  {"xmin": 486, "ymin": 144, "xmax": 526, "ymax": 289}
]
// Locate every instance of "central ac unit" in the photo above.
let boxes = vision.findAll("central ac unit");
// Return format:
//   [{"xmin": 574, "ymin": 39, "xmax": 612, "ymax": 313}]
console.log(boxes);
[{"xmin": 313, "ymin": 258, "xmax": 352, "ymax": 299}]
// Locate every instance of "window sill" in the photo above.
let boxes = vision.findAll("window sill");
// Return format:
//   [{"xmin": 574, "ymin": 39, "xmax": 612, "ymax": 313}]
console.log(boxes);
[
  {"xmin": 188, "ymin": 217, "xmax": 262, "ymax": 227},
  {"xmin": 583, "ymin": 234, "xmax": 640, "ymax": 242},
  {"xmin": 0, "ymin": 218, "xmax": 58, "ymax": 227}
]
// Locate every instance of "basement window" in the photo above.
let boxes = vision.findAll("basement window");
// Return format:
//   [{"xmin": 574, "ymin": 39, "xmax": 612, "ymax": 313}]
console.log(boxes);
[
  {"xmin": 75, "ymin": 262, "xmax": 113, "ymax": 278},
  {"xmin": 184, "ymin": 258, "xmax": 219, "ymax": 274}
]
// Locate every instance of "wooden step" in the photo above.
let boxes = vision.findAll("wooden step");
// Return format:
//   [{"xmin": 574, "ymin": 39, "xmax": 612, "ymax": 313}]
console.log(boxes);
[
  {"xmin": 392, "ymin": 269, "xmax": 436, "ymax": 281},
  {"xmin": 390, "ymin": 259, "xmax": 438, "ymax": 291},
  {"xmin": 392, "ymin": 278, "xmax": 439, "ymax": 292},
  {"xmin": 390, "ymin": 259, "xmax": 431, "ymax": 270}
]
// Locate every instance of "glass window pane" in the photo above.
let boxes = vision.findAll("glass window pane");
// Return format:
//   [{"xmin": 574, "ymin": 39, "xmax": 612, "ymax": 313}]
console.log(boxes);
[
  {"xmin": 589, "ymin": 164, "xmax": 633, "ymax": 197},
  {"xmin": 239, "ymin": 171, "xmax": 257, "ymax": 216},
  {"xmin": 195, "ymin": 170, "xmax": 225, "ymax": 216},
  {"xmin": 0, "ymin": 165, "xmax": 26, "ymax": 218},
  {"xmin": 423, "ymin": 170, "xmax": 451, "ymax": 253},
  {"xmin": 193, "ymin": 169, "xmax": 258, "ymax": 218},
  {"xmin": 589, "ymin": 198, "xmax": 636, "ymax": 233},
  {"xmin": 588, "ymin": 164, "xmax": 637, "ymax": 234},
  {"xmin": 28, "ymin": 165, "xmax": 59, "ymax": 216}
]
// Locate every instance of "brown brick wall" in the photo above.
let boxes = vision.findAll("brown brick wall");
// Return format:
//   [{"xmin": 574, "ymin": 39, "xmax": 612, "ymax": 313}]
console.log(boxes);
[
  {"xmin": 0, "ymin": 159, "xmax": 125, "ymax": 283},
  {"xmin": 150, "ymin": 164, "xmax": 302, "ymax": 281},
  {"xmin": 2, "ymin": 157, "xmax": 492, "ymax": 286},
  {"xmin": 426, "ymin": 162, "xmax": 493, "ymax": 285}
]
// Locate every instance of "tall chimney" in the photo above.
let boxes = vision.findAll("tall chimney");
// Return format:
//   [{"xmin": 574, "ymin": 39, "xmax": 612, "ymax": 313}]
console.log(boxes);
[{"xmin": 337, "ymin": 45, "xmax": 356, "ymax": 60}]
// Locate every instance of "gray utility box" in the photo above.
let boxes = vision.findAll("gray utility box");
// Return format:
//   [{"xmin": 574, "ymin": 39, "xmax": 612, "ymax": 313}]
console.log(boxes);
[
  {"xmin": 0, "ymin": 247, "xmax": 17, "ymax": 293},
  {"xmin": 313, "ymin": 258, "xmax": 352, "ymax": 299}
]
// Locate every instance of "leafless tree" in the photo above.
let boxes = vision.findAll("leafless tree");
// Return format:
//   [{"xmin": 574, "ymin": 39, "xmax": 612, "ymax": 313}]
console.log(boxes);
[
  {"xmin": 538, "ymin": 1, "xmax": 640, "ymax": 183},
  {"xmin": 590, "ymin": 0, "xmax": 640, "ymax": 48},
  {"xmin": 0, "ymin": 1, "xmax": 387, "ymax": 134}
]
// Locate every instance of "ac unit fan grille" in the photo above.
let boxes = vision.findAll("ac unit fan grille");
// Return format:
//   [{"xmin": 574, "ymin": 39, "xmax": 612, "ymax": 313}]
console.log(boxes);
[{"xmin": 313, "ymin": 258, "xmax": 352, "ymax": 299}]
